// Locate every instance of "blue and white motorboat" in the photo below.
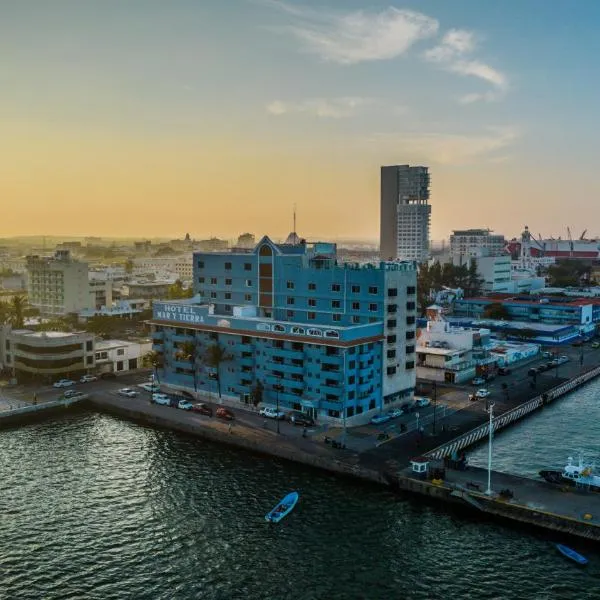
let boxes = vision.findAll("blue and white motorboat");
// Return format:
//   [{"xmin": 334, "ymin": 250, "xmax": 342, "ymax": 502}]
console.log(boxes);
[
  {"xmin": 265, "ymin": 492, "xmax": 299, "ymax": 523},
  {"xmin": 540, "ymin": 455, "xmax": 600, "ymax": 491},
  {"xmin": 556, "ymin": 544, "xmax": 588, "ymax": 565}
]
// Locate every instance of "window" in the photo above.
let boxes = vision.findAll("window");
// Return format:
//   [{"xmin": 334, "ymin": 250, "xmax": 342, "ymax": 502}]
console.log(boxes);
[
  {"xmin": 406, "ymin": 345, "xmax": 415, "ymax": 354},
  {"xmin": 210, "ymin": 277, "xmax": 217, "ymax": 285},
  {"xmin": 348, "ymin": 375, "xmax": 355, "ymax": 384},
  {"xmin": 245, "ymin": 279, "xmax": 252, "ymax": 287},
  {"xmin": 225, "ymin": 292, "xmax": 232, "ymax": 300},
  {"xmin": 86, "ymin": 341, "xmax": 93, "ymax": 352},
  {"xmin": 332, "ymin": 314, "xmax": 341, "ymax": 322},
  {"xmin": 308, "ymin": 282, "xmax": 316, "ymax": 291},
  {"xmin": 387, "ymin": 349, "xmax": 396, "ymax": 359},
  {"xmin": 308, "ymin": 312, "xmax": 316, "ymax": 320},
  {"xmin": 198, "ymin": 261, "xmax": 204, "ymax": 269},
  {"xmin": 406, "ymin": 302, "xmax": 416, "ymax": 311},
  {"xmin": 331, "ymin": 300, "xmax": 341, "ymax": 309},
  {"xmin": 225, "ymin": 278, "xmax": 232, "ymax": 286},
  {"xmin": 286, "ymin": 281, "xmax": 294, "ymax": 290},
  {"xmin": 287, "ymin": 310, "xmax": 295, "ymax": 318},
  {"xmin": 387, "ymin": 335, "xmax": 396, "ymax": 344},
  {"xmin": 349, "ymin": 360, "xmax": 355, "ymax": 369},
  {"xmin": 308, "ymin": 298, "xmax": 316, "ymax": 307},
  {"xmin": 407, "ymin": 286, "xmax": 416, "ymax": 295},
  {"xmin": 244, "ymin": 294, "xmax": 252, "ymax": 301},
  {"xmin": 117, "ymin": 348, "xmax": 125, "ymax": 356},
  {"xmin": 387, "ymin": 319, "xmax": 396, "ymax": 329},
  {"xmin": 331, "ymin": 283, "xmax": 341, "ymax": 292},
  {"xmin": 387, "ymin": 304, "xmax": 397, "ymax": 313},
  {"xmin": 351, "ymin": 285, "xmax": 360, "ymax": 293},
  {"xmin": 368, "ymin": 286, "xmax": 378, "ymax": 295},
  {"xmin": 406, "ymin": 316, "xmax": 415, "ymax": 325},
  {"xmin": 352, "ymin": 316, "xmax": 361, "ymax": 324},
  {"xmin": 352, "ymin": 302, "xmax": 360, "ymax": 310},
  {"xmin": 86, "ymin": 355, "xmax": 93, "ymax": 365},
  {"xmin": 117, "ymin": 361, "xmax": 124, "ymax": 371},
  {"xmin": 406, "ymin": 361, "xmax": 415, "ymax": 370},
  {"xmin": 225, "ymin": 262, "xmax": 232, "ymax": 270},
  {"xmin": 387, "ymin": 366, "xmax": 397, "ymax": 375},
  {"xmin": 286, "ymin": 297, "xmax": 294, "ymax": 305},
  {"xmin": 387, "ymin": 288, "xmax": 397, "ymax": 297},
  {"xmin": 406, "ymin": 331, "xmax": 415, "ymax": 340},
  {"xmin": 199, "ymin": 277, "xmax": 205, "ymax": 283},
  {"xmin": 244, "ymin": 263, "xmax": 252, "ymax": 271},
  {"xmin": 369, "ymin": 303, "xmax": 377, "ymax": 312}
]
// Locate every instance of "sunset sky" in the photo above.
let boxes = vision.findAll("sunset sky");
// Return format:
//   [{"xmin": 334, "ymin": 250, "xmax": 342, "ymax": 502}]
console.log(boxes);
[{"xmin": 2, "ymin": 0, "xmax": 600, "ymax": 242}]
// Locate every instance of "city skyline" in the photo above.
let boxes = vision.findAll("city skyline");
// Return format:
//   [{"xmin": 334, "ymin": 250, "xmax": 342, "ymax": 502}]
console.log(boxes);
[{"xmin": 3, "ymin": 1, "xmax": 600, "ymax": 239}]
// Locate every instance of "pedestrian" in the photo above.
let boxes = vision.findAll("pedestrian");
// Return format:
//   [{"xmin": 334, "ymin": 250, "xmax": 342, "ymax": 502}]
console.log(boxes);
[{"xmin": 228, "ymin": 423, "xmax": 232, "ymax": 434}]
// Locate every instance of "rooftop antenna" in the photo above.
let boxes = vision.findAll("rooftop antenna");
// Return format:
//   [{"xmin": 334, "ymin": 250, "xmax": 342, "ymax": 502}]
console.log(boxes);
[{"xmin": 293, "ymin": 203, "xmax": 297, "ymax": 233}]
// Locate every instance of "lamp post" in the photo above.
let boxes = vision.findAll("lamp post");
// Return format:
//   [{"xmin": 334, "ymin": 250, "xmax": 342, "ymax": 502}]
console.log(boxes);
[
  {"xmin": 431, "ymin": 380, "xmax": 437, "ymax": 435},
  {"xmin": 275, "ymin": 377, "xmax": 281, "ymax": 435},
  {"xmin": 486, "ymin": 401, "xmax": 495, "ymax": 496}
]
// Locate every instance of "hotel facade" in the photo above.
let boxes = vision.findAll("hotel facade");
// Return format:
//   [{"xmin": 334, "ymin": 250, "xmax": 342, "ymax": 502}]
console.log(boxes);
[{"xmin": 150, "ymin": 236, "xmax": 418, "ymax": 425}]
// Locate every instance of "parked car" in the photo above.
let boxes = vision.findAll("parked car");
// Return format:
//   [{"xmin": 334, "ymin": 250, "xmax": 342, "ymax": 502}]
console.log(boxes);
[
  {"xmin": 370, "ymin": 413, "xmax": 391, "ymax": 425},
  {"xmin": 289, "ymin": 412, "xmax": 315, "ymax": 427},
  {"xmin": 476, "ymin": 389, "xmax": 490, "ymax": 398},
  {"xmin": 140, "ymin": 383, "xmax": 160, "ymax": 393},
  {"xmin": 192, "ymin": 403, "xmax": 213, "ymax": 417},
  {"xmin": 260, "ymin": 406, "xmax": 286, "ymax": 420},
  {"xmin": 542, "ymin": 351, "xmax": 553, "ymax": 359},
  {"xmin": 178, "ymin": 400, "xmax": 193, "ymax": 410},
  {"xmin": 498, "ymin": 367, "xmax": 511, "ymax": 376},
  {"xmin": 152, "ymin": 393, "xmax": 170, "ymax": 405},
  {"xmin": 472, "ymin": 377, "xmax": 486, "ymax": 385},
  {"xmin": 53, "ymin": 379, "xmax": 75, "ymax": 388},
  {"xmin": 415, "ymin": 397, "xmax": 431, "ymax": 408},
  {"xmin": 216, "ymin": 407, "xmax": 235, "ymax": 421},
  {"xmin": 100, "ymin": 372, "xmax": 116, "ymax": 380},
  {"xmin": 557, "ymin": 355, "xmax": 569, "ymax": 364},
  {"xmin": 80, "ymin": 375, "xmax": 98, "ymax": 383},
  {"xmin": 528, "ymin": 367, "xmax": 539, "ymax": 376},
  {"xmin": 385, "ymin": 408, "xmax": 403, "ymax": 419},
  {"xmin": 572, "ymin": 340, "xmax": 583, "ymax": 347},
  {"xmin": 592, "ymin": 342, "xmax": 600, "ymax": 349},
  {"xmin": 118, "ymin": 388, "xmax": 138, "ymax": 398}
]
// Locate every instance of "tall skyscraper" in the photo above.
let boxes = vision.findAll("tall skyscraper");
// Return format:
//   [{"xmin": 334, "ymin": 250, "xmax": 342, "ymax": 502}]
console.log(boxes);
[{"xmin": 380, "ymin": 165, "xmax": 431, "ymax": 262}]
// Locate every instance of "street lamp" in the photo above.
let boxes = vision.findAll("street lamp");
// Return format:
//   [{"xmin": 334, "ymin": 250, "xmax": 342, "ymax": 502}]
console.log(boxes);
[
  {"xmin": 485, "ymin": 401, "xmax": 495, "ymax": 496},
  {"xmin": 275, "ymin": 376, "xmax": 281, "ymax": 435},
  {"xmin": 431, "ymin": 380, "xmax": 437, "ymax": 435}
]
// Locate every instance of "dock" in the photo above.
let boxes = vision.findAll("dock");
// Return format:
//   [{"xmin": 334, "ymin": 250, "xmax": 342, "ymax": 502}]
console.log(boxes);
[{"xmin": 0, "ymin": 395, "xmax": 89, "ymax": 428}]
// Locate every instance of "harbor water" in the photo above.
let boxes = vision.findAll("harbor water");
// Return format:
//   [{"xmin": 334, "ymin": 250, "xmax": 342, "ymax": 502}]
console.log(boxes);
[{"xmin": 1, "ymin": 409, "xmax": 600, "ymax": 599}]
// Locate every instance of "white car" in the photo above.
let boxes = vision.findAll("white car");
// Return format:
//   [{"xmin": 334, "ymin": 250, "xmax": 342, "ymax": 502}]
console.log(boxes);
[
  {"xmin": 140, "ymin": 383, "xmax": 160, "ymax": 393},
  {"xmin": 260, "ymin": 406, "xmax": 286, "ymax": 420},
  {"xmin": 64, "ymin": 389, "xmax": 83, "ymax": 398},
  {"xmin": 178, "ymin": 399, "xmax": 193, "ymax": 410},
  {"xmin": 476, "ymin": 389, "xmax": 490, "ymax": 398},
  {"xmin": 415, "ymin": 397, "xmax": 431, "ymax": 408},
  {"xmin": 472, "ymin": 377, "xmax": 486, "ymax": 385},
  {"xmin": 118, "ymin": 388, "xmax": 138, "ymax": 398},
  {"xmin": 152, "ymin": 393, "xmax": 171, "ymax": 406},
  {"xmin": 385, "ymin": 408, "xmax": 403, "ymax": 419},
  {"xmin": 80, "ymin": 375, "xmax": 98, "ymax": 383},
  {"xmin": 53, "ymin": 379, "xmax": 75, "ymax": 388}
]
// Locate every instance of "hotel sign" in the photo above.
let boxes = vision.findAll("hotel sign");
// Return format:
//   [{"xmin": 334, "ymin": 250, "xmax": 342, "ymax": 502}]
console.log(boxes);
[{"xmin": 154, "ymin": 303, "xmax": 205, "ymax": 324}]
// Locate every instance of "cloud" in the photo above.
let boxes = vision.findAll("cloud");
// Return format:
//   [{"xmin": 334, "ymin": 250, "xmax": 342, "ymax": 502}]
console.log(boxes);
[
  {"xmin": 266, "ymin": 97, "xmax": 376, "ymax": 118},
  {"xmin": 424, "ymin": 28, "xmax": 508, "ymax": 100},
  {"xmin": 366, "ymin": 126, "xmax": 520, "ymax": 165},
  {"xmin": 264, "ymin": 2, "xmax": 439, "ymax": 64}
]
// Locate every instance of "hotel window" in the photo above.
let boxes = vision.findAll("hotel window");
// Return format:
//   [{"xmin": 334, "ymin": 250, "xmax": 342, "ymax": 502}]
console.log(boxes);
[
  {"xmin": 210, "ymin": 292, "xmax": 217, "ymax": 299},
  {"xmin": 286, "ymin": 281, "xmax": 294, "ymax": 290},
  {"xmin": 351, "ymin": 285, "xmax": 360, "ymax": 293},
  {"xmin": 224, "ymin": 262, "xmax": 232, "ymax": 270},
  {"xmin": 198, "ymin": 261, "xmax": 204, "ymax": 268},
  {"xmin": 287, "ymin": 297, "xmax": 295, "ymax": 305},
  {"xmin": 287, "ymin": 310, "xmax": 295, "ymax": 318},
  {"xmin": 331, "ymin": 283, "xmax": 341, "ymax": 292},
  {"xmin": 225, "ymin": 278, "xmax": 232, "ymax": 286},
  {"xmin": 199, "ymin": 277, "xmax": 205, "ymax": 283},
  {"xmin": 368, "ymin": 286, "xmax": 378, "ymax": 295},
  {"xmin": 210, "ymin": 277, "xmax": 217, "ymax": 285},
  {"xmin": 352, "ymin": 302, "xmax": 360, "ymax": 310},
  {"xmin": 244, "ymin": 294, "xmax": 252, "ymax": 301},
  {"xmin": 369, "ymin": 303, "xmax": 377, "ymax": 312},
  {"xmin": 406, "ymin": 361, "xmax": 415, "ymax": 370},
  {"xmin": 244, "ymin": 263, "xmax": 252, "ymax": 271},
  {"xmin": 308, "ymin": 282, "xmax": 316, "ymax": 291},
  {"xmin": 348, "ymin": 375, "xmax": 355, "ymax": 384},
  {"xmin": 332, "ymin": 313, "xmax": 341, "ymax": 322},
  {"xmin": 225, "ymin": 292, "xmax": 232, "ymax": 300},
  {"xmin": 245, "ymin": 279, "xmax": 252, "ymax": 287},
  {"xmin": 308, "ymin": 298, "xmax": 316, "ymax": 307},
  {"xmin": 352, "ymin": 316, "xmax": 361, "ymax": 324},
  {"xmin": 331, "ymin": 300, "xmax": 341, "ymax": 309},
  {"xmin": 308, "ymin": 312, "xmax": 316, "ymax": 320}
]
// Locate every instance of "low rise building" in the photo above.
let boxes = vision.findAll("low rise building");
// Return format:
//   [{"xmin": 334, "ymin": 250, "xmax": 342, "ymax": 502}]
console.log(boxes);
[
  {"xmin": 450, "ymin": 228, "xmax": 506, "ymax": 260},
  {"xmin": 94, "ymin": 339, "xmax": 152, "ymax": 374},
  {"xmin": 122, "ymin": 281, "xmax": 173, "ymax": 300},
  {"xmin": 78, "ymin": 299, "xmax": 150, "ymax": 322}
]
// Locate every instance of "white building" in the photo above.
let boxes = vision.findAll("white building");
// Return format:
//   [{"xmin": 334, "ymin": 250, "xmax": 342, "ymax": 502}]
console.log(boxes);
[
  {"xmin": 94, "ymin": 339, "xmax": 152, "ymax": 374},
  {"xmin": 133, "ymin": 256, "xmax": 193, "ymax": 280},
  {"xmin": 450, "ymin": 229, "xmax": 505, "ymax": 261}
]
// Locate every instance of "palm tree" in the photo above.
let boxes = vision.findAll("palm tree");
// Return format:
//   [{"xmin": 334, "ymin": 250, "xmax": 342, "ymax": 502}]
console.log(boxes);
[
  {"xmin": 204, "ymin": 343, "xmax": 232, "ymax": 399},
  {"xmin": 10, "ymin": 295, "xmax": 26, "ymax": 328},
  {"xmin": 176, "ymin": 340, "xmax": 198, "ymax": 391},
  {"xmin": 0, "ymin": 300, "xmax": 10, "ymax": 325},
  {"xmin": 142, "ymin": 350, "xmax": 164, "ymax": 383}
]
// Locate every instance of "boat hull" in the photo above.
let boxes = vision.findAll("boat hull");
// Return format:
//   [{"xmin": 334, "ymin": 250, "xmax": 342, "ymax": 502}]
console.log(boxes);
[
  {"xmin": 265, "ymin": 492, "xmax": 299, "ymax": 523},
  {"xmin": 539, "ymin": 470, "xmax": 600, "ymax": 491},
  {"xmin": 556, "ymin": 544, "xmax": 588, "ymax": 565}
]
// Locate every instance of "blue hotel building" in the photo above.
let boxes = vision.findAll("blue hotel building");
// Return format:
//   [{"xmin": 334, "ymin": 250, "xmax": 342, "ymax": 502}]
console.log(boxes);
[{"xmin": 149, "ymin": 236, "xmax": 417, "ymax": 424}]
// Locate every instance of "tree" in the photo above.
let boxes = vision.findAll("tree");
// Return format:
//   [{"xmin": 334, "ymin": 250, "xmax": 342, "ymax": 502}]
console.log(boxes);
[
  {"xmin": 204, "ymin": 343, "xmax": 232, "ymax": 398},
  {"xmin": 466, "ymin": 260, "xmax": 484, "ymax": 297},
  {"xmin": 0, "ymin": 300, "xmax": 10, "ymax": 325},
  {"xmin": 176, "ymin": 340, "xmax": 198, "ymax": 391},
  {"xmin": 142, "ymin": 350, "xmax": 164, "ymax": 383},
  {"xmin": 251, "ymin": 379, "xmax": 264, "ymax": 407},
  {"xmin": 483, "ymin": 302, "xmax": 511, "ymax": 320},
  {"xmin": 167, "ymin": 280, "xmax": 194, "ymax": 300},
  {"xmin": 10, "ymin": 295, "xmax": 25, "ymax": 328}
]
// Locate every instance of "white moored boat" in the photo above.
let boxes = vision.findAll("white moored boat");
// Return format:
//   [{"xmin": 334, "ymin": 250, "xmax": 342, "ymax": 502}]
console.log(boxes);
[{"xmin": 539, "ymin": 455, "xmax": 600, "ymax": 491}]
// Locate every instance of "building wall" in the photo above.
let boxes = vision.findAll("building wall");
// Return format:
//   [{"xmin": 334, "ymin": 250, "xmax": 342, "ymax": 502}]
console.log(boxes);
[{"xmin": 95, "ymin": 340, "xmax": 151, "ymax": 373}]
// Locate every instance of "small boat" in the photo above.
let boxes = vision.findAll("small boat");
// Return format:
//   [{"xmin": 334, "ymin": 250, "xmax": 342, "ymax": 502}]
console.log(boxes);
[
  {"xmin": 539, "ymin": 455, "xmax": 600, "ymax": 492},
  {"xmin": 265, "ymin": 491, "xmax": 299, "ymax": 523},
  {"xmin": 556, "ymin": 544, "xmax": 588, "ymax": 565}
]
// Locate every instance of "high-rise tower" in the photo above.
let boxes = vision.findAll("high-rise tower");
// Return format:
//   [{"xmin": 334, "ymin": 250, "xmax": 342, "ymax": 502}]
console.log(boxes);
[{"xmin": 380, "ymin": 165, "xmax": 431, "ymax": 262}]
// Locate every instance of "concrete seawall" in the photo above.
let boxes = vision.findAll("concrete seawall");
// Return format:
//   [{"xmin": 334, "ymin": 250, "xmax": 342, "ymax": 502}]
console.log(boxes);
[
  {"xmin": 425, "ymin": 364, "xmax": 600, "ymax": 461},
  {"xmin": 0, "ymin": 395, "xmax": 89, "ymax": 428}
]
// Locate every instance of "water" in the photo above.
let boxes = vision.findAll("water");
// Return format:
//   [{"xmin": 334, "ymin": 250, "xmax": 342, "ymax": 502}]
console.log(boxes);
[
  {"xmin": 1, "ymin": 411, "xmax": 599, "ymax": 600},
  {"xmin": 469, "ymin": 378, "xmax": 600, "ymax": 477}
]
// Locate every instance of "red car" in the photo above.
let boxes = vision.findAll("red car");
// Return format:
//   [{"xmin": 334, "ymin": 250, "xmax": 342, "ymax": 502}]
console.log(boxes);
[
  {"xmin": 192, "ymin": 403, "xmax": 213, "ymax": 417},
  {"xmin": 216, "ymin": 407, "xmax": 234, "ymax": 421}
]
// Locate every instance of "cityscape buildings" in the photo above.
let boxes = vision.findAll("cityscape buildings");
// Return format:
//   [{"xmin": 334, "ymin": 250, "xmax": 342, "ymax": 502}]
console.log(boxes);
[
  {"xmin": 380, "ymin": 165, "xmax": 431, "ymax": 263},
  {"xmin": 449, "ymin": 229, "xmax": 506, "ymax": 262},
  {"xmin": 150, "ymin": 235, "xmax": 418, "ymax": 424}
]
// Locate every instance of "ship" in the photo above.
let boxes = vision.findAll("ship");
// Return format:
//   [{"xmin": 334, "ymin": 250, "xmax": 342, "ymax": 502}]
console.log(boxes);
[{"xmin": 539, "ymin": 455, "xmax": 600, "ymax": 491}]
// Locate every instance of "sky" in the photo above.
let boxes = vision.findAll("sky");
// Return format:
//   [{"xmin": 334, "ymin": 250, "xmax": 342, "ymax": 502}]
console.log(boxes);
[{"xmin": 2, "ymin": 0, "xmax": 600, "ymax": 242}]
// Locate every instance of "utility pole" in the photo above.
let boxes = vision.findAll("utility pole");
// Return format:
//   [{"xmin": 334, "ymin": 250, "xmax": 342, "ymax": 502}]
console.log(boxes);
[
  {"xmin": 276, "ymin": 379, "xmax": 280, "ymax": 435},
  {"xmin": 432, "ymin": 381, "xmax": 437, "ymax": 434},
  {"xmin": 486, "ymin": 401, "xmax": 495, "ymax": 496}
]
